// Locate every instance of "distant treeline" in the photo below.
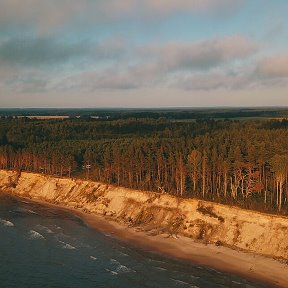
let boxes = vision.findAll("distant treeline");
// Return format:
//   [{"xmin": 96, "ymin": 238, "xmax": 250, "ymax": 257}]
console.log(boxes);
[
  {"xmin": 1, "ymin": 107, "xmax": 288, "ymax": 120},
  {"xmin": 1, "ymin": 117, "xmax": 288, "ymax": 214}
]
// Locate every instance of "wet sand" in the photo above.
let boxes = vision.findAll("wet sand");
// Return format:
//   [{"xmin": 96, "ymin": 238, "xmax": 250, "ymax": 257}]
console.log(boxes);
[{"xmin": 13, "ymin": 195, "xmax": 288, "ymax": 288}]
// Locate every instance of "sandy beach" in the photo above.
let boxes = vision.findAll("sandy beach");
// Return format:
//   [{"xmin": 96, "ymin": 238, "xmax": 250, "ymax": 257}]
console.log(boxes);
[
  {"xmin": 1, "ymin": 169, "xmax": 288, "ymax": 288},
  {"xmin": 16, "ymin": 195, "xmax": 288, "ymax": 288}
]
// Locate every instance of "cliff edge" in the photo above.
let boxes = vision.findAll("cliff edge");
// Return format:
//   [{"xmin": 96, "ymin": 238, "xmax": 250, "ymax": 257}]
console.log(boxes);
[{"xmin": 1, "ymin": 169, "xmax": 288, "ymax": 261}]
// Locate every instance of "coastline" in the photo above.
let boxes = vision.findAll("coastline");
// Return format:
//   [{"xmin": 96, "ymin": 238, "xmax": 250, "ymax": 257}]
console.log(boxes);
[
  {"xmin": 1, "ymin": 169, "xmax": 288, "ymax": 287},
  {"xmin": 14, "ymin": 194, "xmax": 288, "ymax": 288}
]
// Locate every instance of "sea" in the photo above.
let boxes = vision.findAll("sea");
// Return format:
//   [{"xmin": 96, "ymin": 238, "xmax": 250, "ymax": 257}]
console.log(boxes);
[{"xmin": 0, "ymin": 194, "xmax": 269, "ymax": 288}]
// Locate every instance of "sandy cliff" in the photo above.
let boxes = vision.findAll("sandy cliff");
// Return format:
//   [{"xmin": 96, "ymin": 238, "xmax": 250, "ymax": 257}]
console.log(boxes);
[{"xmin": 1, "ymin": 169, "xmax": 288, "ymax": 261}]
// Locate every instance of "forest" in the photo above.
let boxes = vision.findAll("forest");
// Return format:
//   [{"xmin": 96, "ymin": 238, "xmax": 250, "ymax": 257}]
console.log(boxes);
[
  {"xmin": 0, "ymin": 115, "xmax": 288, "ymax": 214},
  {"xmin": 1, "ymin": 107, "xmax": 288, "ymax": 120}
]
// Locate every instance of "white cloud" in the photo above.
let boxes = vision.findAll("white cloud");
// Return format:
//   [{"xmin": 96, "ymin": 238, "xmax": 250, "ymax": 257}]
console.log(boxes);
[
  {"xmin": 140, "ymin": 35, "xmax": 258, "ymax": 72},
  {"xmin": 0, "ymin": 36, "xmax": 130, "ymax": 67},
  {"xmin": 173, "ymin": 72, "xmax": 249, "ymax": 90},
  {"xmin": 256, "ymin": 54, "xmax": 288, "ymax": 78},
  {"xmin": 0, "ymin": 34, "xmax": 260, "ymax": 92},
  {"xmin": 4, "ymin": 34, "xmax": 288, "ymax": 93}
]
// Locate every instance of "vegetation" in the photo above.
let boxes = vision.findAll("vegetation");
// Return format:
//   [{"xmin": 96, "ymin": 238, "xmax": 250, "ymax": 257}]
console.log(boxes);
[
  {"xmin": 0, "ymin": 114, "xmax": 288, "ymax": 214},
  {"xmin": 1, "ymin": 107, "xmax": 288, "ymax": 120}
]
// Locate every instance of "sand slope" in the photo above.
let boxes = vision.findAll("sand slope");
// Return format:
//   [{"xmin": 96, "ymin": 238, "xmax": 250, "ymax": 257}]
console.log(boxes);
[
  {"xmin": 1, "ymin": 170, "xmax": 288, "ymax": 287},
  {"xmin": 1, "ymin": 170, "xmax": 288, "ymax": 259}
]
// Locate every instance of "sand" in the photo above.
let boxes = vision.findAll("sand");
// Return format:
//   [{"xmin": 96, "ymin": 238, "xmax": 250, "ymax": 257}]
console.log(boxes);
[
  {"xmin": 16, "ymin": 195, "xmax": 288, "ymax": 288},
  {"xmin": 1, "ymin": 169, "xmax": 288, "ymax": 287},
  {"xmin": 2, "ymin": 169, "xmax": 288, "ymax": 261}
]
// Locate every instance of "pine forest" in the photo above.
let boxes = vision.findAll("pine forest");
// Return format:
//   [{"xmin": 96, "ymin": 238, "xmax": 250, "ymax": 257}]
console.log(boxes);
[{"xmin": 1, "ymin": 116, "xmax": 288, "ymax": 214}]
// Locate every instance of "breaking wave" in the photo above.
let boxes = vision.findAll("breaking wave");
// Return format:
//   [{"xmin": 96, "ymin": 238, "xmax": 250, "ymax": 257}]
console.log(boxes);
[
  {"xmin": 35, "ymin": 224, "xmax": 54, "ymax": 234},
  {"xmin": 109, "ymin": 258, "xmax": 135, "ymax": 274},
  {"xmin": 14, "ymin": 208, "xmax": 38, "ymax": 215},
  {"xmin": 59, "ymin": 240, "xmax": 76, "ymax": 250},
  {"xmin": 29, "ymin": 230, "xmax": 45, "ymax": 240},
  {"xmin": 170, "ymin": 278, "xmax": 190, "ymax": 285},
  {"xmin": 0, "ymin": 219, "xmax": 14, "ymax": 227},
  {"xmin": 118, "ymin": 252, "xmax": 129, "ymax": 257},
  {"xmin": 115, "ymin": 264, "xmax": 135, "ymax": 273},
  {"xmin": 105, "ymin": 268, "xmax": 118, "ymax": 275},
  {"xmin": 110, "ymin": 258, "xmax": 120, "ymax": 265},
  {"xmin": 153, "ymin": 266, "xmax": 167, "ymax": 271}
]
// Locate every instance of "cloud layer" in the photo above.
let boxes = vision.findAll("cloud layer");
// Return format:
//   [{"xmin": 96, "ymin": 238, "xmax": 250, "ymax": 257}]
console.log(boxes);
[
  {"xmin": 257, "ymin": 55, "xmax": 288, "ymax": 78},
  {"xmin": 0, "ymin": 0, "xmax": 243, "ymax": 32},
  {"xmin": 139, "ymin": 35, "xmax": 258, "ymax": 72},
  {"xmin": 1, "ymin": 33, "xmax": 288, "ymax": 93},
  {"xmin": 0, "ymin": 0, "xmax": 288, "ymax": 107}
]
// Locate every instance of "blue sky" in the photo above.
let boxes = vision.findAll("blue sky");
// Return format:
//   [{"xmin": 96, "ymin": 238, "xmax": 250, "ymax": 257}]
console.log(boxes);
[{"xmin": 0, "ymin": 0, "xmax": 288, "ymax": 107}]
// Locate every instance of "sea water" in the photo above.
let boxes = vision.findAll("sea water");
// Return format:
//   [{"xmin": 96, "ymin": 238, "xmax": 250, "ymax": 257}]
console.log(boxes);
[{"xmin": 0, "ymin": 194, "xmax": 269, "ymax": 288}]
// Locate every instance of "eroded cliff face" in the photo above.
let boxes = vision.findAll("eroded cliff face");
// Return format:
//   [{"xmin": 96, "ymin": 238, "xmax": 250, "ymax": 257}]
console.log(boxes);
[{"xmin": 1, "ymin": 170, "xmax": 288, "ymax": 260}]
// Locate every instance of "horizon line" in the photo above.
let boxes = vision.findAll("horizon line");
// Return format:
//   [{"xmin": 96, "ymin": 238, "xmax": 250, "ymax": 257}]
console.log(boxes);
[{"xmin": 1, "ymin": 105, "xmax": 288, "ymax": 110}]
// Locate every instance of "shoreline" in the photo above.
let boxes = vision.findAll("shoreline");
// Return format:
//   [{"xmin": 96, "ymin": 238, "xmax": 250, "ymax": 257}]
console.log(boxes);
[{"xmin": 11, "ymin": 194, "xmax": 288, "ymax": 288}]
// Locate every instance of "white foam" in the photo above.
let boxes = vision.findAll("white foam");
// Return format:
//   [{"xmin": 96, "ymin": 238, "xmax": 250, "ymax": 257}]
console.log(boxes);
[
  {"xmin": 148, "ymin": 259, "xmax": 165, "ymax": 264},
  {"xmin": 0, "ymin": 219, "xmax": 14, "ymax": 227},
  {"xmin": 35, "ymin": 225, "xmax": 54, "ymax": 234},
  {"xmin": 59, "ymin": 240, "xmax": 76, "ymax": 250},
  {"xmin": 105, "ymin": 268, "xmax": 118, "ymax": 275},
  {"xmin": 62, "ymin": 244, "xmax": 76, "ymax": 250},
  {"xmin": 110, "ymin": 258, "xmax": 120, "ymax": 265},
  {"xmin": 109, "ymin": 258, "xmax": 135, "ymax": 273},
  {"xmin": 119, "ymin": 252, "xmax": 129, "ymax": 257},
  {"xmin": 15, "ymin": 208, "xmax": 37, "ymax": 214},
  {"xmin": 73, "ymin": 240, "xmax": 90, "ymax": 248},
  {"xmin": 153, "ymin": 266, "xmax": 167, "ymax": 271},
  {"xmin": 20, "ymin": 200, "xmax": 30, "ymax": 204},
  {"xmin": 44, "ymin": 227, "xmax": 53, "ymax": 234},
  {"xmin": 115, "ymin": 264, "xmax": 135, "ymax": 273},
  {"xmin": 171, "ymin": 278, "xmax": 190, "ymax": 285},
  {"xmin": 29, "ymin": 230, "xmax": 45, "ymax": 240},
  {"xmin": 27, "ymin": 209, "xmax": 37, "ymax": 214}
]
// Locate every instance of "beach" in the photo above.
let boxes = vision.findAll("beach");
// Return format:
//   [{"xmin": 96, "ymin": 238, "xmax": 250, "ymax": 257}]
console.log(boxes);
[
  {"xmin": 1, "ymin": 170, "xmax": 288, "ymax": 287},
  {"xmin": 20, "ymin": 195, "xmax": 288, "ymax": 288}
]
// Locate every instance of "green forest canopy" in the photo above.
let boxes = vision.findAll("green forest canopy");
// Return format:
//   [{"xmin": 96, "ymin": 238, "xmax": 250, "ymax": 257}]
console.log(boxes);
[{"xmin": 1, "ymin": 115, "xmax": 288, "ymax": 215}]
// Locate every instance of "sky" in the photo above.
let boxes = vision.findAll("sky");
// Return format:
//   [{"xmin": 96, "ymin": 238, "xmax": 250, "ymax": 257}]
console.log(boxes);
[{"xmin": 0, "ymin": 0, "xmax": 288, "ymax": 108}]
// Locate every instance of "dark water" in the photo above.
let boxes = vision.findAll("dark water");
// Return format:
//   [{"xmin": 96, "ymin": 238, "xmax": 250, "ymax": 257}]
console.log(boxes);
[{"xmin": 0, "ymin": 194, "xmax": 269, "ymax": 288}]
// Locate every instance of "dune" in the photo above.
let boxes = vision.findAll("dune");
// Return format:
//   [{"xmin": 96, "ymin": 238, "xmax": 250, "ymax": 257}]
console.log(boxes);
[{"xmin": 1, "ymin": 169, "xmax": 288, "ymax": 287}]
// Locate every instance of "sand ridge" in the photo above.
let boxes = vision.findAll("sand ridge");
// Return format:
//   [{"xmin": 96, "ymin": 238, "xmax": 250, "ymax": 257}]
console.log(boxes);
[{"xmin": 1, "ymin": 169, "xmax": 288, "ymax": 287}]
